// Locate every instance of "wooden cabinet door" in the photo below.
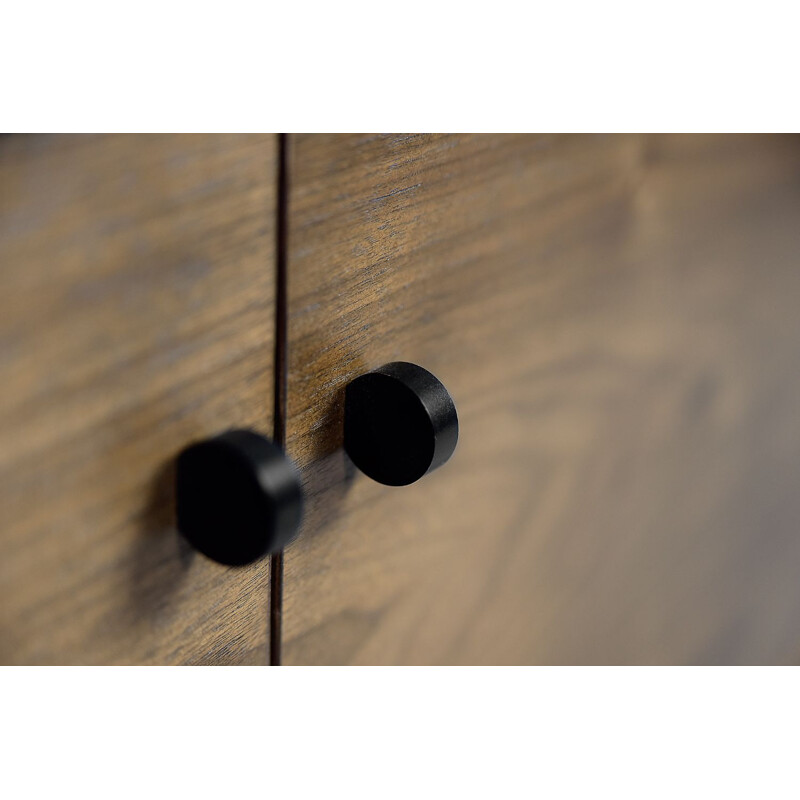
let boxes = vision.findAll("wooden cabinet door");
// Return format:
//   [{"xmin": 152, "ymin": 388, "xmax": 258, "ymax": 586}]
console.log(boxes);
[
  {"xmin": 0, "ymin": 134, "xmax": 277, "ymax": 664},
  {"xmin": 282, "ymin": 134, "xmax": 800, "ymax": 664}
]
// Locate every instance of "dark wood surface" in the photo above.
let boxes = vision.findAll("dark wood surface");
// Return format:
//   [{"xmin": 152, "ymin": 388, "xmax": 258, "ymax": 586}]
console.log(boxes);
[
  {"xmin": 282, "ymin": 133, "xmax": 800, "ymax": 664},
  {"xmin": 0, "ymin": 134, "xmax": 277, "ymax": 664}
]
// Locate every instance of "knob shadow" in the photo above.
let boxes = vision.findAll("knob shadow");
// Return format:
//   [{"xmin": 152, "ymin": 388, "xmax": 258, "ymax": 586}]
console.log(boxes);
[
  {"xmin": 126, "ymin": 456, "xmax": 195, "ymax": 622},
  {"xmin": 290, "ymin": 385, "xmax": 358, "ymax": 546}
]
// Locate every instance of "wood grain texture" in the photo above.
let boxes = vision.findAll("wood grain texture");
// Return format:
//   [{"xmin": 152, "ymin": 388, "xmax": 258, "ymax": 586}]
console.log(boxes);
[
  {"xmin": 0, "ymin": 134, "xmax": 277, "ymax": 664},
  {"xmin": 283, "ymin": 133, "xmax": 800, "ymax": 665}
]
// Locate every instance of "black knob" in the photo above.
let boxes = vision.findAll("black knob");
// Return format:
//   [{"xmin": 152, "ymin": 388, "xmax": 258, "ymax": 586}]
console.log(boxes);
[
  {"xmin": 176, "ymin": 429, "xmax": 303, "ymax": 566},
  {"xmin": 344, "ymin": 362, "xmax": 458, "ymax": 486}
]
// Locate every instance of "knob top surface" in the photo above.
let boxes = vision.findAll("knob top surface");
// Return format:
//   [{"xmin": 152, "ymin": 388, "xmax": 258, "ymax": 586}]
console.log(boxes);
[
  {"xmin": 344, "ymin": 362, "xmax": 458, "ymax": 486},
  {"xmin": 176, "ymin": 429, "xmax": 303, "ymax": 566}
]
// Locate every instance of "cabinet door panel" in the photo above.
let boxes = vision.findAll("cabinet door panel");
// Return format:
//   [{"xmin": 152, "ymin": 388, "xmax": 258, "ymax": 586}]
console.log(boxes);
[
  {"xmin": 284, "ymin": 133, "xmax": 800, "ymax": 664},
  {"xmin": 0, "ymin": 134, "xmax": 276, "ymax": 664}
]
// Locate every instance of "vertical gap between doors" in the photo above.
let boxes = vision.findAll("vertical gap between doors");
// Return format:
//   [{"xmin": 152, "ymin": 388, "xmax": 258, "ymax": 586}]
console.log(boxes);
[{"xmin": 269, "ymin": 133, "xmax": 290, "ymax": 666}]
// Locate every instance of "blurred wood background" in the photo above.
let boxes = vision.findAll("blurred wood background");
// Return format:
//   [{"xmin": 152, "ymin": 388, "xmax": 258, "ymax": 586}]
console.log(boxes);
[{"xmin": 282, "ymin": 134, "xmax": 800, "ymax": 664}]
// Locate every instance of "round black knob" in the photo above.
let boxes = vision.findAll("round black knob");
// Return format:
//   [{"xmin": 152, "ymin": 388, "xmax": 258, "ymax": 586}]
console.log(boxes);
[
  {"xmin": 344, "ymin": 362, "xmax": 458, "ymax": 486},
  {"xmin": 175, "ymin": 429, "xmax": 303, "ymax": 566}
]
